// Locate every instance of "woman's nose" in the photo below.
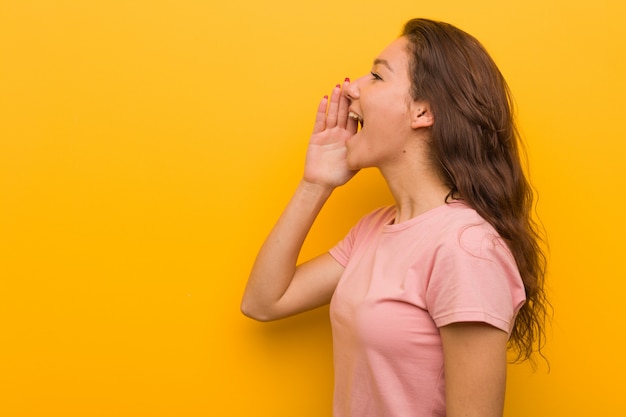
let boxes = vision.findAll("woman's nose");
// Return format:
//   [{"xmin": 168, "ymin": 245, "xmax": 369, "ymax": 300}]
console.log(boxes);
[{"xmin": 343, "ymin": 79, "xmax": 360, "ymax": 101}]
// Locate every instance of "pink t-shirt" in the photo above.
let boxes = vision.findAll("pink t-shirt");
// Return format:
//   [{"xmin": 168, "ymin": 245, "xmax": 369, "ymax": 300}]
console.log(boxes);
[{"xmin": 328, "ymin": 202, "xmax": 526, "ymax": 417}]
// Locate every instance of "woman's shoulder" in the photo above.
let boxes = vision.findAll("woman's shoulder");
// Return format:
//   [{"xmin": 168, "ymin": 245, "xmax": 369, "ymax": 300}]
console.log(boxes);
[
  {"xmin": 340, "ymin": 205, "xmax": 394, "ymax": 241},
  {"xmin": 435, "ymin": 201, "xmax": 492, "ymax": 230},
  {"xmin": 355, "ymin": 205, "xmax": 396, "ymax": 228},
  {"xmin": 437, "ymin": 202, "xmax": 513, "ymax": 259}
]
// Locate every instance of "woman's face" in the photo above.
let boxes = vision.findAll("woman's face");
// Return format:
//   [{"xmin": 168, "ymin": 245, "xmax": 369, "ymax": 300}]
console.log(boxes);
[{"xmin": 343, "ymin": 37, "xmax": 428, "ymax": 171}]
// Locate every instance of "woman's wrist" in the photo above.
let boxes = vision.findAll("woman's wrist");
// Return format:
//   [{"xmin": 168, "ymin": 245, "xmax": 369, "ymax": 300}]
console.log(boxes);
[{"xmin": 298, "ymin": 178, "xmax": 335, "ymax": 201}]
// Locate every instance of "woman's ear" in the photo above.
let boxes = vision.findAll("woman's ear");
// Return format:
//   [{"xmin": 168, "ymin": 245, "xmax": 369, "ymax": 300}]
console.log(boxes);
[{"xmin": 410, "ymin": 102, "xmax": 434, "ymax": 129}]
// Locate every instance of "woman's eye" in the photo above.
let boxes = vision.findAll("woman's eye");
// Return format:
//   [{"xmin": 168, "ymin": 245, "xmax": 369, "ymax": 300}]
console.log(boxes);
[{"xmin": 370, "ymin": 72, "xmax": 382, "ymax": 80}]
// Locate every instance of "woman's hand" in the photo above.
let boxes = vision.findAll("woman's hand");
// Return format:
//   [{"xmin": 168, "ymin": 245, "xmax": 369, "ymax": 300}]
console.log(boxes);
[{"xmin": 303, "ymin": 80, "xmax": 359, "ymax": 189}]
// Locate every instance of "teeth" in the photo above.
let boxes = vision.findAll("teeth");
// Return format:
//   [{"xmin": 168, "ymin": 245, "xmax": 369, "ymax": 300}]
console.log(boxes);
[{"xmin": 348, "ymin": 111, "xmax": 363, "ymax": 122}]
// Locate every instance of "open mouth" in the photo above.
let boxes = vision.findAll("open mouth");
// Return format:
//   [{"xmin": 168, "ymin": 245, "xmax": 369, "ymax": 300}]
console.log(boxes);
[{"xmin": 348, "ymin": 111, "xmax": 363, "ymax": 129}]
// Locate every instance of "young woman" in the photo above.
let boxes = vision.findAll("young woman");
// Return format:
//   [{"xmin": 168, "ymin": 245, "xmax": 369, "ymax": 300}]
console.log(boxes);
[{"xmin": 241, "ymin": 18, "xmax": 548, "ymax": 417}]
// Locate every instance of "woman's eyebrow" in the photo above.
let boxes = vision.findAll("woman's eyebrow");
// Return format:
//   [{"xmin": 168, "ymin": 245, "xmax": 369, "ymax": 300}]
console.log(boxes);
[{"xmin": 373, "ymin": 58, "xmax": 393, "ymax": 72}]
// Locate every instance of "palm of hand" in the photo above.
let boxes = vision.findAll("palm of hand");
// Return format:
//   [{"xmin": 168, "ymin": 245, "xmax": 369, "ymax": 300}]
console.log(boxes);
[{"xmin": 303, "ymin": 82, "xmax": 359, "ymax": 188}]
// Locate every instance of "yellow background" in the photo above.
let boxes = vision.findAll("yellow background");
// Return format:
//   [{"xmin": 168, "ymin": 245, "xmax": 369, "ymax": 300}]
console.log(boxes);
[{"xmin": 1, "ymin": 0, "xmax": 625, "ymax": 415}]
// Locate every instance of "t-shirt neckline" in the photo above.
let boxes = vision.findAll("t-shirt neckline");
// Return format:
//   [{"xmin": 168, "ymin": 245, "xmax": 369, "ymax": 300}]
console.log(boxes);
[{"xmin": 383, "ymin": 201, "xmax": 464, "ymax": 233}]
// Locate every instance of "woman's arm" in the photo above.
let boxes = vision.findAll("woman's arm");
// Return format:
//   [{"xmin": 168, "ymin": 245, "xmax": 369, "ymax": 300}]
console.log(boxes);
[
  {"xmin": 241, "ymin": 80, "xmax": 357, "ymax": 321},
  {"xmin": 240, "ymin": 181, "xmax": 342, "ymax": 321},
  {"xmin": 440, "ymin": 322, "xmax": 509, "ymax": 417}
]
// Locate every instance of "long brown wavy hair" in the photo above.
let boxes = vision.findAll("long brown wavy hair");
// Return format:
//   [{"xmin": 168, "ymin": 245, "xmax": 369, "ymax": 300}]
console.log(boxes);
[{"xmin": 402, "ymin": 18, "xmax": 549, "ymax": 363}]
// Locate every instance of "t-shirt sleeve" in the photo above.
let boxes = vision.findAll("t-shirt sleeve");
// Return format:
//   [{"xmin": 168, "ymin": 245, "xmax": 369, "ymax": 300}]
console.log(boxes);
[{"xmin": 426, "ymin": 224, "xmax": 527, "ymax": 334}]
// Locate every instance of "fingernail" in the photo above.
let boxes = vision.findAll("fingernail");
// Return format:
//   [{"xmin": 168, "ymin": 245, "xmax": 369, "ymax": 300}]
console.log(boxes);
[
  {"xmin": 323, "ymin": 95, "xmax": 328, "ymax": 99},
  {"xmin": 345, "ymin": 77, "xmax": 350, "ymax": 82},
  {"xmin": 336, "ymin": 84, "xmax": 341, "ymax": 88}
]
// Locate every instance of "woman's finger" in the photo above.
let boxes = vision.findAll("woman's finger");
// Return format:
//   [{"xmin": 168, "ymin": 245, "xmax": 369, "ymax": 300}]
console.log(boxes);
[
  {"xmin": 346, "ymin": 113, "xmax": 358, "ymax": 134},
  {"xmin": 325, "ymin": 84, "xmax": 341, "ymax": 129},
  {"xmin": 312, "ymin": 95, "xmax": 328, "ymax": 134},
  {"xmin": 337, "ymin": 78, "xmax": 351, "ymax": 129}
]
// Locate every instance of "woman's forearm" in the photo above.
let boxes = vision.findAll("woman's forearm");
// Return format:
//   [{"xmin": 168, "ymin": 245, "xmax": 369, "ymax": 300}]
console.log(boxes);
[{"xmin": 240, "ymin": 180, "xmax": 334, "ymax": 321}]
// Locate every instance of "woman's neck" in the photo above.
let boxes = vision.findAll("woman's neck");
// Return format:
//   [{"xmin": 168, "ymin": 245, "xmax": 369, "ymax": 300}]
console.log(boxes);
[{"xmin": 379, "ymin": 156, "xmax": 451, "ymax": 224}]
